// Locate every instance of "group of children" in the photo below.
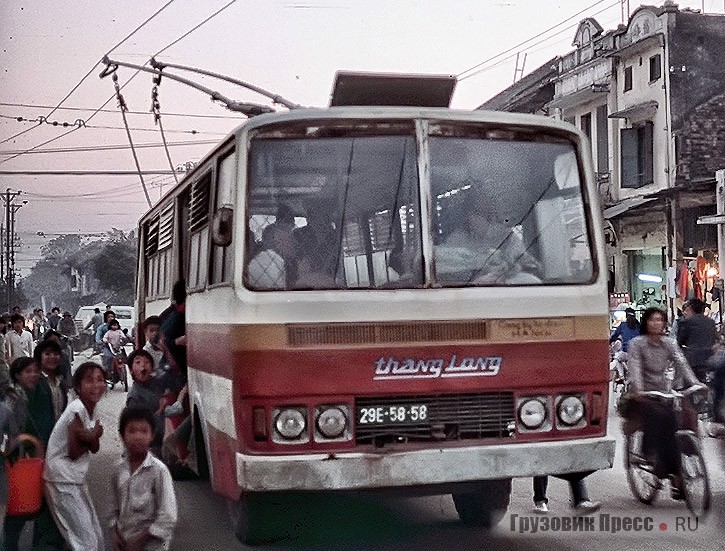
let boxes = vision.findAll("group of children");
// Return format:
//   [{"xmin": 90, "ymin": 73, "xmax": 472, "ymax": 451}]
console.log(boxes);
[
  {"xmin": 0, "ymin": 311, "xmax": 183, "ymax": 550},
  {"xmin": 42, "ymin": 361, "xmax": 177, "ymax": 551}
]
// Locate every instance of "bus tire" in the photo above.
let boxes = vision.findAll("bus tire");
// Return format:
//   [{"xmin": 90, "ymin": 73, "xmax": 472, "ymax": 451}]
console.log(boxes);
[{"xmin": 452, "ymin": 479, "xmax": 512, "ymax": 528}]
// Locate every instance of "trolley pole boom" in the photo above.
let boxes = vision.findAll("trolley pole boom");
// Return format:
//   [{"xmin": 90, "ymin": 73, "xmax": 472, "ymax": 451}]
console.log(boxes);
[
  {"xmin": 100, "ymin": 56, "xmax": 276, "ymax": 117},
  {"xmin": 149, "ymin": 58, "xmax": 302, "ymax": 111}
]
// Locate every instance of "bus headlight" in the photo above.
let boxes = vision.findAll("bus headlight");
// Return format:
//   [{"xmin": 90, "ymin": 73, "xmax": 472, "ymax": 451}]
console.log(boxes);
[
  {"xmin": 316, "ymin": 406, "xmax": 348, "ymax": 439},
  {"xmin": 518, "ymin": 398, "xmax": 547, "ymax": 430},
  {"xmin": 557, "ymin": 395, "xmax": 586, "ymax": 427},
  {"xmin": 274, "ymin": 408, "xmax": 307, "ymax": 440}
]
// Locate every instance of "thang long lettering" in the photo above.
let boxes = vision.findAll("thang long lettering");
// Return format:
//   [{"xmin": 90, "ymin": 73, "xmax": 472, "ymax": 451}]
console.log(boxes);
[{"xmin": 374, "ymin": 355, "xmax": 502, "ymax": 380}]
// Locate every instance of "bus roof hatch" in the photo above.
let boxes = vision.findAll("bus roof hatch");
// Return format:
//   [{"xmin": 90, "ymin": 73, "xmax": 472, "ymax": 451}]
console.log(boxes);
[{"xmin": 330, "ymin": 71, "xmax": 457, "ymax": 108}]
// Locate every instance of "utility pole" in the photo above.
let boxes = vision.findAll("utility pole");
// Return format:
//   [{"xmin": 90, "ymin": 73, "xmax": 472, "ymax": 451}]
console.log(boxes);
[{"xmin": 1, "ymin": 189, "xmax": 24, "ymax": 311}]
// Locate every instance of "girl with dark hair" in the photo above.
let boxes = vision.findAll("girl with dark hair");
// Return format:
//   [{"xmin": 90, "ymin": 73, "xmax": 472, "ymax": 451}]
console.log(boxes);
[
  {"xmin": 44, "ymin": 362, "xmax": 106, "ymax": 550},
  {"xmin": 34, "ymin": 339, "xmax": 68, "ymax": 420},
  {"xmin": 627, "ymin": 307, "xmax": 703, "ymax": 498},
  {"xmin": 4, "ymin": 357, "xmax": 64, "ymax": 551}
]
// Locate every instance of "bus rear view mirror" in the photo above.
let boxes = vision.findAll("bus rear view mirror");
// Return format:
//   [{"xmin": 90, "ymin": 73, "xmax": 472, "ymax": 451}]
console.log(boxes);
[{"xmin": 212, "ymin": 206, "xmax": 234, "ymax": 247}]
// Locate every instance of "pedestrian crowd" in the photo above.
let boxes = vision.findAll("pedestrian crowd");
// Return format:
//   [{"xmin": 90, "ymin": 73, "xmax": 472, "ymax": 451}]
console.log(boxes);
[{"xmin": 0, "ymin": 294, "xmax": 186, "ymax": 551}]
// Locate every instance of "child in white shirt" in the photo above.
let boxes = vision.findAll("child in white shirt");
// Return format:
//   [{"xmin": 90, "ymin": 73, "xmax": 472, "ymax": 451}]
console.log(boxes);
[{"xmin": 111, "ymin": 406, "xmax": 177, "ymax": 551}]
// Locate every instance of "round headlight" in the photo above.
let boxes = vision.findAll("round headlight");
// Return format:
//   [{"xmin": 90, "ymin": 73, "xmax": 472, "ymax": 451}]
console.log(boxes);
[
  {"xmin": 317, "ymin": 407, "xmax": 347, "ymax": 439},
  {"xmin": 518, "ymin": 399, "xmax": 547, "ymax": 430},
  {"xmin": 275, "ymin": 409, "xmax": 306, "ymax": 439},
  {"xmin": 557, "ymin": 396, "xmax": 585, "ymax": 426}
]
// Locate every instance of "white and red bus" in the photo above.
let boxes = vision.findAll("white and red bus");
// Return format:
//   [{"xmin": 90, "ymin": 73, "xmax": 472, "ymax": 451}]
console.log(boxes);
[{"xmin": 136, "ymin": 73, "xmax": 615, "ymax": 542}]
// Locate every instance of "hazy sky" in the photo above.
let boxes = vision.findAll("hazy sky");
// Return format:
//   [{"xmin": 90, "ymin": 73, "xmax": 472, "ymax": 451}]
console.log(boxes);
[{"xmin": 0, "ymin": 0, "xmax": 718, "ymax": 272}]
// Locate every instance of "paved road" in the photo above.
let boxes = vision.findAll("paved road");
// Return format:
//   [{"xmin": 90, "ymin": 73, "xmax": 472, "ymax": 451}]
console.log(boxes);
[{"xmin": 17, "ymin": 360, "xmax": 725, "ymax": 550}]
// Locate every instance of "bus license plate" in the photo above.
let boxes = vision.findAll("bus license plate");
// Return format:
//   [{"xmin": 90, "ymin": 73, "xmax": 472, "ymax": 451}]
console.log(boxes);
[{"xmin": 358, "ymin": 404, "xmax": 428, "ymax": 425}]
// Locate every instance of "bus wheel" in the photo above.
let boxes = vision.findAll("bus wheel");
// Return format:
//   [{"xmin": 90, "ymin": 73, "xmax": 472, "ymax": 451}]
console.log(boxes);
[{"xmin": 452, "ymin": 479, "xmax": 512, "ymax": 528}]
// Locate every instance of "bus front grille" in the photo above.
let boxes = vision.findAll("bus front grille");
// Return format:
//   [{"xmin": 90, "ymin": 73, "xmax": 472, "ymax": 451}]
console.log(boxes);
[
  {"xmin": 355, "ymin": 392, "xmax": 515, "ymax": 445},
  {"xmin": 287, "ymin": 320, "xmax": 488, "ymax": 347}
]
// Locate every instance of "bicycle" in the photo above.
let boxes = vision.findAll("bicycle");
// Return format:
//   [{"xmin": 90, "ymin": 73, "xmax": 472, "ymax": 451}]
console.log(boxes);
[
  {"xmin": 105, "ymin": 342, "xmax": 129, "ymax": 392},
  {"xmin": 623, "ymin": 385, "xmax": 711, "ymax": 517}
]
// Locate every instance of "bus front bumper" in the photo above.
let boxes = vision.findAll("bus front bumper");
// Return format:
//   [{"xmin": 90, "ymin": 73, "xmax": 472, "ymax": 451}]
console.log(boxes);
[{"xmin": 235, "ymin": 436, "xmax": 615, "ymax": 492}]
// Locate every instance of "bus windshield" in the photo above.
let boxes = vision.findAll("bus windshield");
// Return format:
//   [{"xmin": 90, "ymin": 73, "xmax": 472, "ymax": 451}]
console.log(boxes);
[{"xmin": 244, "ymin": 120, "xmax": 594, "ymax": 291}]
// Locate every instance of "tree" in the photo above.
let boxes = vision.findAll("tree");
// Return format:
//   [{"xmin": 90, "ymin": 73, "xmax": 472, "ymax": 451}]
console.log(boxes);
[
  {"xmin": 40, "ymin": 234, "xmax": 82, "ymax": 260},
  {"xmin": 22, "ymin": 234, "xmax": 82, "ymax": 311},
  {"xmin": 94, "ymin": 238, "xmax": 137, "ymax": 305}
]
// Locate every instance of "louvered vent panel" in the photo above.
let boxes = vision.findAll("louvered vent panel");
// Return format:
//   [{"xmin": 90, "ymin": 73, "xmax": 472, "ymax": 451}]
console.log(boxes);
[{"xmin": 287, "ymin": 321, "xmax": 487, "ymax": 347}]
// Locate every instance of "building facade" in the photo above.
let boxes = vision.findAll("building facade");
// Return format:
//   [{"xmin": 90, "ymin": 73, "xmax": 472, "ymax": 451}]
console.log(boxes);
[{"xmin": 478, "ymin": 1, "xmax": 725, "ymax": 318}]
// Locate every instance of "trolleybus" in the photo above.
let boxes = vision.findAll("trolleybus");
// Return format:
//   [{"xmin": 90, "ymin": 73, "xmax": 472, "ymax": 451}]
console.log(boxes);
[{"xmin": 136, "ymin": 72, "xmax": 615, "ymax": 542}]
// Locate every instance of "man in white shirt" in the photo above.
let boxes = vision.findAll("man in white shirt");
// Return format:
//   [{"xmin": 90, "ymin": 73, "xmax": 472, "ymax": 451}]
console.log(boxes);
[
  {"xmin": 246, "ymin": 223, "xmax": 292, "ymax": 290},
  {"xmin": 6, "ymin": 314, "xmax": 33, "ymax": 363}
]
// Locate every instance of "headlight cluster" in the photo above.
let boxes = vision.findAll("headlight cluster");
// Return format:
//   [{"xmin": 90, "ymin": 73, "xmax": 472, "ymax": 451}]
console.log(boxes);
[
  {"xmin": 516, "ymin": 394, "xmax": 587, "ymax": 432},
  {"xmin": 270, "ymin": 405, "xmax": 351, "ymax": 444}
]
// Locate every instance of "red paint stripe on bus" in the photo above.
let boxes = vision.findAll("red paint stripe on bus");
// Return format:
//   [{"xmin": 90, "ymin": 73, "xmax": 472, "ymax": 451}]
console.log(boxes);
[{"xmin": 188, "ymin": 334, "xmax": 608, "ymax": 397}]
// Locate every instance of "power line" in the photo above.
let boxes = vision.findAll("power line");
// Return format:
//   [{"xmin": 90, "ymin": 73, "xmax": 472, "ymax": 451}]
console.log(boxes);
[
  {"xmin": 0, "ymin": 121, "xmax": 42, "ymax": 146},
  {"xmin": 3, "ymin": 0, "xmax": 239, "ymax": 166},
  {"xmin": 457, "ymin": 0, "xmax": 617, "ymax": 81},
  {"xmin": 461, "ymin": 3, "xmax": 621, "ymax": 82},
  {"xmin": 0, "ymin": 127, "xmax": 81, "ymax": 166},
  {"xmin": 153, "ymin": 0, "xmax": 238, "ymax": 57},
  {"xmin": 43, "ymin": 0, "xmax": 179, "ymax": 123},
  {"xmin": 0, "ymin": 139, "xmax": 218, "ymax": 156},
  {"xmin": 25, "ymin": 180, "xmax": 157, "ymax": 198},
  {"xmin": 0, "ymin": 116, "xmax": 227, "ymax": 136},
  {"xmin": 0, "ymin": 102, "xmax": 245, "ymax": 120}
]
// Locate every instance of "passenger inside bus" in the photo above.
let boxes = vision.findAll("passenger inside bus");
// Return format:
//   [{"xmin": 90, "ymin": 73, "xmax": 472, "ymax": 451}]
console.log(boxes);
[
  {"xmin": 435, "ymin": 194, "xmax": 541, "ymax": 285},
  {"xmin": 246, "ymin": 222, "xmax": 293, "ymax": 290},
  {"xmin": 291, "ymin": 226, "xmax": 338, "ymax": 289}
]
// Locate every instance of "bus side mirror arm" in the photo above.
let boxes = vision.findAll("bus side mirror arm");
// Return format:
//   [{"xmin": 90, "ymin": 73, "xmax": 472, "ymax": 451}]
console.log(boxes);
[{"xmin": 212, "ymin": 206, "xmax": 234, "ymax": 247}]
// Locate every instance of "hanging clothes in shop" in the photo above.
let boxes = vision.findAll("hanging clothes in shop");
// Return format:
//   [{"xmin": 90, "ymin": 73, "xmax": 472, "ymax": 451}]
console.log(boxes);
[
  {"xmin": 678, "ymin": 260, "xmax": 691, "ymax": 299},
  {"xmin": 695, "ymin": 256, "xmax": 707, "ymax": 300}
]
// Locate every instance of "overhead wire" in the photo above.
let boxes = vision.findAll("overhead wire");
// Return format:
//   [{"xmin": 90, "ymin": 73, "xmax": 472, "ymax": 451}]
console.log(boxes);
[
  {"xmin": 2, "ymin": 0, "xmax": 240, "ymax": 168},
  {"xmin": 0, "ymin": 139, "xmax": 218, "ymax": 156},
  {"xmin": 0, "ymin": 102, "xmax": 245, "ymax": 120},
  {"xmin": 463, "ymin": 2, "xmax": 621, "ymax": 82},
  {"xmin": 101, "ymin": 0, "xmax": 240, "ymax": 206},
  {"xmin": 0, "ymin": 127, "xmax": 82, "ymax": 166},
  {"xmin": 153, "ymin": 0, "xmax": 238, "ymax": 58},
  {"xmin": 0, "ymin": 111, "xmax": 227, "ymax": 135},
  {"xmin": 0, "ymin": 124, "xmax": 42, "ymax": 146},
  {"xmin": 24, "ymin": 180, "xmax": 165, "ymax": 199},
  {"xmin": 457, "ymin": 0, "xmax": 618, "ymax": 81},
  {"xmin": 44, "ymin": 0, "xmax": 179, "ymax": 122},
  {"xmin": 0, "ymin": 0, "xmax": 179, "ymax": 153}
]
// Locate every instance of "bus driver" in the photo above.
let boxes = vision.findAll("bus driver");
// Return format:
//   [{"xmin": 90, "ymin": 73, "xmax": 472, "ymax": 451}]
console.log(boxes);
[{"xmin": 435, "ymin": 197, "xmax": 540, "ymax": 285}]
